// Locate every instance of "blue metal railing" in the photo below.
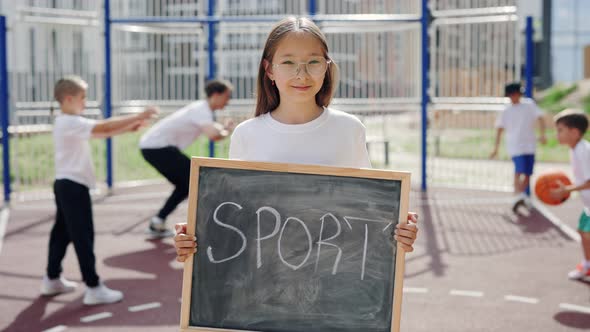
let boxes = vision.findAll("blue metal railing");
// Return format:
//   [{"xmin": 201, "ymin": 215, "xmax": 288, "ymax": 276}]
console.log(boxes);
[
  {"xmin": 104, "ymin": 0, "xmax": 114, "ymax": 188},
  {"xmin": 108, "ymin": 15, "xmax": 422, "ymax": 25},
  {"xmin": 525, "ymin": 16, "xmax": 534, "ymax": 98},
  {"xmin": 420, "ymin": 0, "xmax": 429, "ymax": 191},
  {"xmin": 207, "ymin": 0, "xmax": 216, "ymax": 158},
  {"xmin": 0, "ymin": 16, "xmax": 10, "ymax": 203}
]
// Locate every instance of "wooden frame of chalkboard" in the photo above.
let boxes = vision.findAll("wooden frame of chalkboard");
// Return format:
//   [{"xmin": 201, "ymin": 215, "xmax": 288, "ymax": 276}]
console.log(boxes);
[{"xmin": 180, "ymin": 157, "xmax": 411, "ymax": 332}]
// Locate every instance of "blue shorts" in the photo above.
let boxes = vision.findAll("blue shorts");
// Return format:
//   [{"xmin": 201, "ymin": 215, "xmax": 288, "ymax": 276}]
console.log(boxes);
[{"xmin": 512, "ymin": 154, "xmax": 535, "ymax": 176}]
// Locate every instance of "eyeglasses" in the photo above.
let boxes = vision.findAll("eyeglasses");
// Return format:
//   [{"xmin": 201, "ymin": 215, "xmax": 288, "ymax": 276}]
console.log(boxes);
[{"xmin": 271, "ymin": 58, "xmax": 331, "ymax": 78}]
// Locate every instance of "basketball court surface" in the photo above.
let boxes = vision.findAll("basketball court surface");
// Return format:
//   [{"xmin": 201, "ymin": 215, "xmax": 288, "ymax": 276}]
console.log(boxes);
[{"xmin": 1, "ymin": 183, "xmax": 589, "ymax": 332}]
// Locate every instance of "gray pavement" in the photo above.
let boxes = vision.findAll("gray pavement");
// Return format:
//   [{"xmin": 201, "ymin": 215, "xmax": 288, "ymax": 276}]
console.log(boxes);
[{"xmin": 0, "ymin": 184, "xmax": 589, "ymax": 332}]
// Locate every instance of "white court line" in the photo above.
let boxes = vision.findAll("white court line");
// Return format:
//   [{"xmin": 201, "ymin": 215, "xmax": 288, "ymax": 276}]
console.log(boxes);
[
  {"xmin": 414, "ymin": 197, "xmax": 515, "ymax": 207},
  {"xmin": 114, "ymin": 179, "xmax": 166, "ymax": 189},
  {"xmin": 531, "ymin": 200, "xmax": 580, "ymax": 243},
  {"xmin": 128, "ymin": 302, "xmax": 162, "ymax": 312},
  {"xmin": 101, "ymin": 191, "xmax": 170, "ymax": 202},
  {"xmin": 504, "ymin": 295, "xmax": 539, "ymax": 304},
  {"xmin": 80, "ymin": 312, "xmax": 113, "ymax": 323},
  {"xmin": 0, "ymin": 207, "xmax": 9, "ymax": 255},
  {"xmin": 42, "ymin": 325, "xmax": 67, "ymax": 332},
  {"xmin": 403, "ymin": 287, "xmax": 428, "ymax": 294},
  {"xmin": 450, "ymin": 290, "xmax": 484, "ymax": 297},
  {"xmin": 559, "ymin": 303, "xmax": 590, "ymax": 314},
  {"xmin": 13, "ymin": 204, "xmax": 170, "ymax": 212}
]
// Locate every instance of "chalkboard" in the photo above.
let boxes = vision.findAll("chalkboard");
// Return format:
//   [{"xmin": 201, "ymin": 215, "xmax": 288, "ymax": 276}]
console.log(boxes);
[{"xmin": 180, "ymin": 158, "xmax": 411, "ymax": 332}]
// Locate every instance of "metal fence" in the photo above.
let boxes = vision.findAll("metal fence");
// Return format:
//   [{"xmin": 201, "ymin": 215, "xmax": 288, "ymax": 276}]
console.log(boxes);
[
  {"xmin": 427, "ymin": 1, "xmax": 520, "ymax": 191},
  {"xmin": 2, "ymin": 4, "xmax": 104, "ymax": 195},
  {"xmin": 0, "ymin": 0, "xmax": 531, "ymax": 201}
]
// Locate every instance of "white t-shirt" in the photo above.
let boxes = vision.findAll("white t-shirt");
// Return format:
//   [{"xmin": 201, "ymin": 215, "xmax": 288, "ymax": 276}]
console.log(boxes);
[
  {"xmin": 495, "ymin": 98, "xmax": 543, "ymax": 157},
  {"xmin": 229, "ymin": 108, "xmax": 372, "ymax": 168},
  {"xmin": 571, "ymin": 139, "xmax": 590, "ymax": 209},
  {"xmin": 53, "ymin": 114, "xmax": 97, "ymax": 188},
  {"xmin": 139, "ymin": 101, "xmax": 214, "ymax": 150}
]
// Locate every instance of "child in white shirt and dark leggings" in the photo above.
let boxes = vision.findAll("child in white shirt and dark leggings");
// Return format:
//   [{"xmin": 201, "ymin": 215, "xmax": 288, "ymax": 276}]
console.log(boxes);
[{"xmin": 43, "ymin": 75, "xmax": 157, "ymax": 305}]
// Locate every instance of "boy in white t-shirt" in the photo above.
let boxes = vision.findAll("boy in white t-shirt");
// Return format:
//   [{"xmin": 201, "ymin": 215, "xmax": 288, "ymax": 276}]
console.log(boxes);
[
  {"xmin": 139, "ymin": 79, "xmax": 234, "ymax": 237},
  {"xmin": 490, "ymin": 82, "xmax": 546, "ymax": 212},
  {"xmin": 550, "ymin": 109, "xmax": 590, "ymax": 280},
  {"xmin": 42, "ymin": 76, "xmax": 157, "ymax": 305}
]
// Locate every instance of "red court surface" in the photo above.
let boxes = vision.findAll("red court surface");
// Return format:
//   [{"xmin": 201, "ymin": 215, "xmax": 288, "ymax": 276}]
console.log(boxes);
[{"xmin": 1, "ymin": 184, "xmax": 589, "ymax": 332}]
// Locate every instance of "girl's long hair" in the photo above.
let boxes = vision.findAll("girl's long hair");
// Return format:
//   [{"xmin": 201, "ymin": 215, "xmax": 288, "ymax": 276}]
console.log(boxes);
[{"xmin": 255, "ymin": 16, "xmax": 339, "ymax": 117}]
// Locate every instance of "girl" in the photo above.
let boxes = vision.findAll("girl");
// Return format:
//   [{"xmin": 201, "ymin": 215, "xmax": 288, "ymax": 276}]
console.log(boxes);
[{"xmin": 174, "ymin": 16, "xmax": 418, "ymax": 261}]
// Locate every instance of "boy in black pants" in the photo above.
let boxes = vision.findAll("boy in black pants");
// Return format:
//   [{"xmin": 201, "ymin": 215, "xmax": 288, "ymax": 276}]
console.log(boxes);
[
  {"xmin": 139, "ymin": 79, "xmax": 234, "ymax": 237},
  {"xmin": 42, "ymin": 76, "xmax": 157, "ymax": 305}
]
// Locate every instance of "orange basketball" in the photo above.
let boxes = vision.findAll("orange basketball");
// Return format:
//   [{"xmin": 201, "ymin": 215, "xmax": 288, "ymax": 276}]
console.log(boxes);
[{"xmin": 534, "ymin": 171, "xmax": 572, "ymax": 205}]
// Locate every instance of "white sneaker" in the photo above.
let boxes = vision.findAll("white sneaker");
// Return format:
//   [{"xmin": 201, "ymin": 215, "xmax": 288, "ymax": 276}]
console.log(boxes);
[
  {"xmin": 40, "ymin": 275, "xmax": 78, "ymax": 296},
  {"xmin": 568, "ymin": 263, "xmax": 590, "ymax": 280},
  {"xmin": 148, "ymin": 216, "xmax": 174, "ymax": 238},
  {"xmin": 83, "ymin": 283, "xmax": 123, "ymax": 305}
]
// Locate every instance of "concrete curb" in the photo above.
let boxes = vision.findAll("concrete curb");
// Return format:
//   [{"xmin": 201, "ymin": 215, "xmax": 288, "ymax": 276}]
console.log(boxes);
[{"xmin": 531, "ymin": 199, "xmax": 580, "ymax": 243}]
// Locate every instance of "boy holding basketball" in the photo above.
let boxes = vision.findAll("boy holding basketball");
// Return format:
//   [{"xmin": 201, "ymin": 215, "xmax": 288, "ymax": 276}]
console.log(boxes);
[
  {"xmin": 551, "ymin": 109, "xmax": 590, "ymax": 280},
  {"xmin": 490, "ymin": 82, "xmax": 546, "ymax": 212}
]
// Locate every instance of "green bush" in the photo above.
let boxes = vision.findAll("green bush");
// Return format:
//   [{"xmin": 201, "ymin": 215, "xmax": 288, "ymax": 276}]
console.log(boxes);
[
  {"xmin": 582, "ymin": 93, "xmax": 590, "ymax": 115},
  {"xmin": 538, "ymin": 84, "xmax": 577, "ymax": 109}
]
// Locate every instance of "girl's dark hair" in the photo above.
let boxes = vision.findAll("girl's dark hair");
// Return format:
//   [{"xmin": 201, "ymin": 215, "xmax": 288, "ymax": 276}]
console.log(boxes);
[{"xmin": 255, "ymin": 16, "xmax": 339, "ymax": 117}]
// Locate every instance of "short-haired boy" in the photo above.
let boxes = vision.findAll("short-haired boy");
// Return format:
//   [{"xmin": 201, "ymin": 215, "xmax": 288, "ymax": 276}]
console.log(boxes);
[
  {"xmin": 491, "ymin": 82, "xmax": 546, "ymax": 212},
  {"xmin": 551, "ymin": 109, "xmax": 590, "ymax": 280},
  {"xmin": 42, "ymin": 75, "xmax": 157, "ymax": 304}
]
